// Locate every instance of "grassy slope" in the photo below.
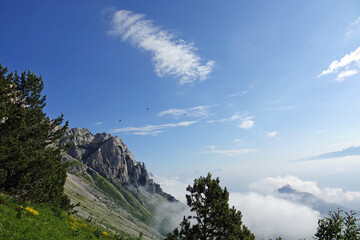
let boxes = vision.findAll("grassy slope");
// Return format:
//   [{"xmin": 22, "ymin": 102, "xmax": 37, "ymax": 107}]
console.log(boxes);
[
  {"xmin": 65, "ymin": 169, "xmax": 163, "ymax": 240},
  {"xmin": 90, "ymin": 173, "xmax": 152, "ymax": 220},
  {"xmin": 0, "ymin": 193, "xmax": 137, "ymax": 240}
]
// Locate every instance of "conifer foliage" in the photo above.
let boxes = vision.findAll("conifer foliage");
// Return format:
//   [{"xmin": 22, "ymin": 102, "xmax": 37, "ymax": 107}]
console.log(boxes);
[
  {"xmin": 0, "ymin": 64, "xmax": 70, "ymax": 209},
  {"xmin": 315, "ymin": 209, "xmax": 360, "ymax": 240},
  {"xmin": 166, "ymin": 173, "xmax": 255, "ymax": 240}
]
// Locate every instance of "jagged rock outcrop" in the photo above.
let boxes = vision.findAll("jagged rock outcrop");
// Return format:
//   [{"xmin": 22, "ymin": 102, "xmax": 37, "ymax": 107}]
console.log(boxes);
[{"xmin": 60, "ymin": 127, "xmax": 162, "ymax": 194}]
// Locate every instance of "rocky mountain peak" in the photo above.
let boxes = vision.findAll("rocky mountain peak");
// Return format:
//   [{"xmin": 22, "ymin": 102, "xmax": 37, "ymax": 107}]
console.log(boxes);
[
  {"xmin": 66, "ymin": 127, "xmax": 94, "ymax": 144},
  {"xmin": 61, "ymin": 128, "xmax": 162, "ymax": 194},
  {"xmin": 277, "ymin": 184, "xmax": 296, "ymax": 194}
]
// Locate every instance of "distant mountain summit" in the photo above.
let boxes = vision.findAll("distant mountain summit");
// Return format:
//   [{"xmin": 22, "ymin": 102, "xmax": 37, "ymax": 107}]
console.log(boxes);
[
  {"xmin": 60, "ymin": 127, "xmax": 162, "ymax": 194},
  {"xmin": 277, "ymin": 184, "xmax": 297, "ymax": 194},
  {"xmin": 276, "ymin": 184, "xmax": 342, "ymax": 215}
]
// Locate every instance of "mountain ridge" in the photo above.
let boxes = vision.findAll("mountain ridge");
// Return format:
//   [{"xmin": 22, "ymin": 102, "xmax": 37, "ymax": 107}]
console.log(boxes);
[
  {"xmin": 60, "ymin": 127, "xmax": 183, "ymax": 239},
  {"xmin": 276, "ymin": 184, "xmax": 345, "ymax": 215},
  {"xmin": 60, "ymin": 127, "xmax": 164, "ymax": 195}
]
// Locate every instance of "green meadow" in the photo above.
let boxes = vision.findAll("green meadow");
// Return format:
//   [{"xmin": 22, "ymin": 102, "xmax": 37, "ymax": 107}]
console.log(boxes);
[{"xmin": 0, "ymin": 193, "xmax": 139, "ymax": 240}]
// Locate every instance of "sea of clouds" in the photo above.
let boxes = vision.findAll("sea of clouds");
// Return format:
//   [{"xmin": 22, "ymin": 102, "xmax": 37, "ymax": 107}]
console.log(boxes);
[{"xmin": 154, "ymin": 174, "xmax": 360, "ymax": 240}]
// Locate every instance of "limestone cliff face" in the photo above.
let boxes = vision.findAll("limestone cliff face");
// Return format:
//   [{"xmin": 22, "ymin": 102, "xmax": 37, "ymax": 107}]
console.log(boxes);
[{"xmin": 61, "ymin": 127, "xmax": 162, "ymax": 194}]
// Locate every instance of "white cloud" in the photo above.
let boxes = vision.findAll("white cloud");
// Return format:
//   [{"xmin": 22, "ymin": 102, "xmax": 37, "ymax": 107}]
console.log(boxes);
[
  {"xmin": 346, "ymin": 16, "xmax": 360, "ymax": 36},
  {"xmin": 206, "ymin": 113, "xmax": 242, "ymax": 123},
  {"xmin": 109, "ymin": 10, "xmax": 214, "ymax": 84},
  {"xmin": 158, "ymin": 109, "xmax": 185, "ymax": 117},
  {"xmin": 318, "ymin": 46, "xmax": 360, "ymax": 78},
  {"xmin": 206, "ymin": 118, "xmax": 227, "ymax": 123},
  {"xmin": 207, "ymin": 113, "xmax": 254, "ymax": 127},
  {"xmin": 238, "ymin": 117, "xmax": 254, "ymax": 129},
  {"xmin": 158, "ymin": 105, "xmax": 214, "ymax": 118},
  {"xmin": 197, "ymin": 145, "xmax": 258, "ymax": 156},
  {"xmin": 322, "ymin": 187, "xmax": 360, "ymax": 203},
  {"xmin": 94, "ymin": 121, "xmax": 103, "ymax": 125},
  {"xmin": 229, "ymin": 192, "xmax": 320, "ymax": 240},
  {"xmin": 267, "ymin": 131, "xmax": 277, "ymax": 138},
  {"xmin": 249, "ymin": 175, "xmax": 360, "ymax": 204},
  {"xmin": 110, "ymin": 121, "xmax": 197, "ymax": 135},
  {"xmin": 133, "ymin": 130, "xmax": 163, "ymax": 136},
  {"xmin": 336, "ymin": 69, "xmax": 358, "ymax": 81}
]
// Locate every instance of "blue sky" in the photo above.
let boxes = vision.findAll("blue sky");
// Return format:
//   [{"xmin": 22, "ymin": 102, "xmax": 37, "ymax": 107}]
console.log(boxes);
[{"xmin": 1, "ymin": 1, "xmax": 360, "ymax": 237}]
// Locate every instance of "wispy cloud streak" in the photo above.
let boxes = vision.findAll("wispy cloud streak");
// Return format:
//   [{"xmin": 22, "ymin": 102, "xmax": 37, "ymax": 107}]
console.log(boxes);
[
  {"xmin": 206, "ymin": 113, "xmax": 242, "ymax": 123},
  {"xmin": 336, "ymin": 69, "xmax": 358, "ymax": 81},
  {"xmin": 206, "ymin": 114, "xmax": 255, "ymax": 130},
  {"xmin": 110, "ymin": 121, "xmax": 197, "ymax": 135},
  {"xmin": 109, "ymin": 10, "xmax": 214, "ymax": 84},
  {"xmin": 297, "ymin": 146, "xmax": 360, "ymax": 161},
  {"xmin": 346, "ymin": 16, "xmax": 360, "ymax": 36},
  {"xmin": 158, "ymin": 105, "xmax": 214, "ymax": 118},
  {"xmin": 197, "ymin": 145, "xmax": 258, "ymax": 156}
]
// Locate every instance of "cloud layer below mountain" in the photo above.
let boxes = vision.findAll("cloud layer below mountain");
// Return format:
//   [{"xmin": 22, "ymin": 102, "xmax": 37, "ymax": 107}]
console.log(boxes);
[
  {"xmin": 250, "ymin": 175, "xmax": 360, "ymax": 205},
  {"xmin": 229, "ymin": 192, "xmax": 320, "ymax": 240},
  {"xmin": 154, "ymin": 174, "xmax": 360, "ymax": 239}
]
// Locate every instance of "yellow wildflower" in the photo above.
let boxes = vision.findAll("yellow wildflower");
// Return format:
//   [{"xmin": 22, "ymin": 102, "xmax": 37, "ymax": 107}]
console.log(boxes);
[
  {"xmin": 102, "ymin": 231, "xmax": 109, "ymax": 236},
  {"xmin": 70, "ymin": 221, "xmax": 79, "ymax": 230},
  {"xmin": 25, "ymin": 207, "xmax": 39, "ymax": 215}
]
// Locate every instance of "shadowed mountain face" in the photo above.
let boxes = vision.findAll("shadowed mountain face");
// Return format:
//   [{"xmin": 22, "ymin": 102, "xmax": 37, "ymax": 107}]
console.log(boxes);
[
  {"xmin": 60, "ymin": 127, "xmax": 163, "ymax": 194},
  {"xmin": 276, "ymin": 185, "xmax": 343, "ymax": 215}
]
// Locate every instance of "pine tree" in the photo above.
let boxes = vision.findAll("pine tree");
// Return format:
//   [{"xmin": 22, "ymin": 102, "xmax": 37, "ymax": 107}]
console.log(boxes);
[
  {"xmin": 166, "ymin": 173, "xmax": 255, "ymax": 240},
  {"xmin": 0, "ymin": 63, "xmax": 70, "ymax": 209}
]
